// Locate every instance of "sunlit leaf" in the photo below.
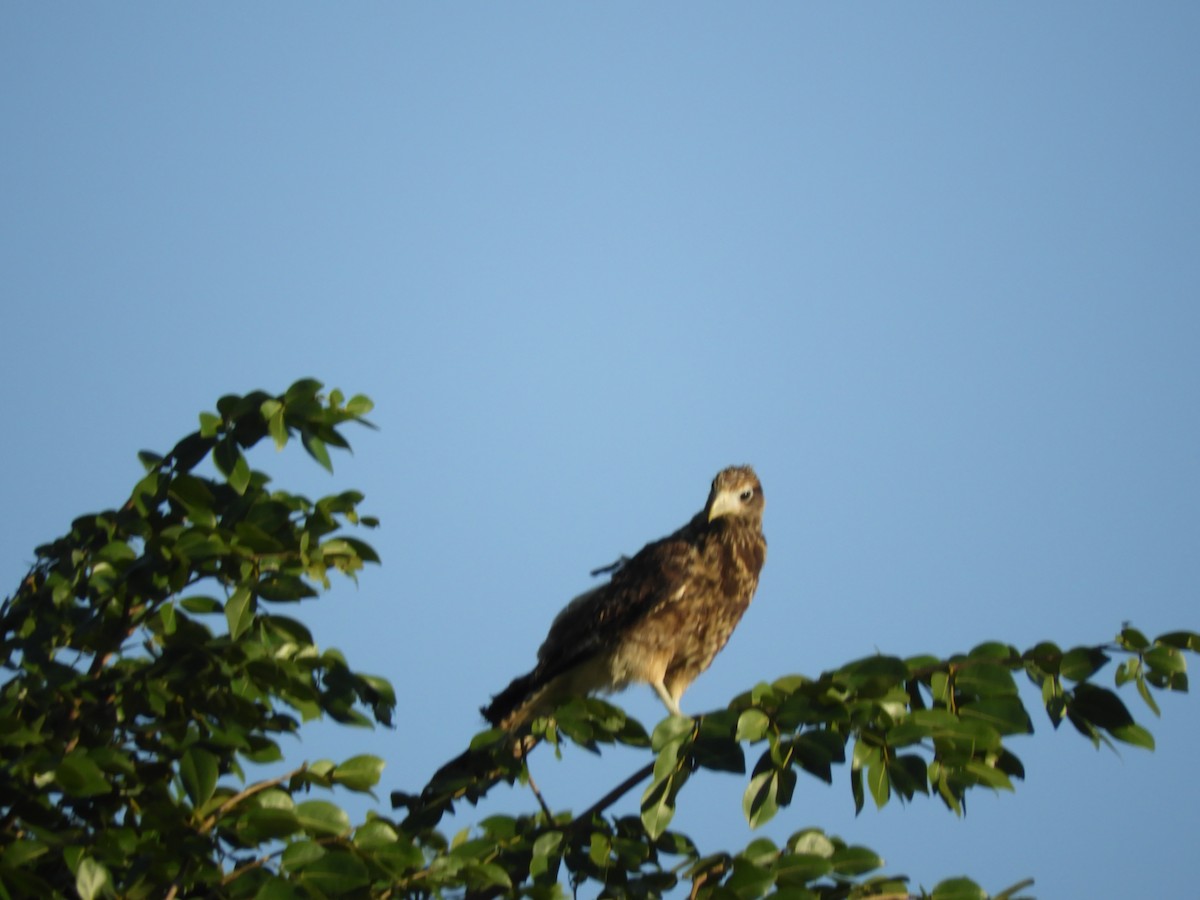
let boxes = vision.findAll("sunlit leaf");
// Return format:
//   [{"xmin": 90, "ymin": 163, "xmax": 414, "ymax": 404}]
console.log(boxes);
[
  {"xmin": 867, "ymin": 755, "xmax": 889, "ymax": 809},
  {"xmin": 642, "ymin": 774, "xmax": 678, "ymax": 838},
  {"xmin": 75, "ymin": 857, "xmax": 110, "ymax": 900},
  {"xmin": 931, "ymin": 876, "xmax": 987, "ymax": 900},
  {"xmin": 736, "ymin": 708, "xmax": 771, "ymax": 742},
  {"xmin": 1110, "ymin": 722, "xmax": 1155, "ymax": 750},
  {"xmin": 1145, "ymin": 645, "xmax": 1186, "ymax": 675},
  {"xmin": 295, "ymin": 800, "xmax": 351, "ymax": 837},
  {"xmin": 226, "ymin": 586, "xmax": 254, "ymax": 640},
  {"xmin": 332, "ymin": 754, "xmax": 385, "ymax": 791},
  {"xmin": 743, "ymin": 769, "xmax": 779, "ymax": 828},
  {"xmin": 829, "ymin": 845, "xmax": 883, "ymax": 876},
  {"xmin": 345, "ymin": 394, "xmax": 374, "ymax": 416},
  {"xmin": 281, "ymin": 840, "xmax": 326, "ymax": 872}
]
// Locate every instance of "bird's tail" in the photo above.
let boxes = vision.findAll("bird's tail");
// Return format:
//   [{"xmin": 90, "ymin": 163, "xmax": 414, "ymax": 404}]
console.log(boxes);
[{"xmin": 480, "ymin": 669, "xmax": 540, "ymax": 729}]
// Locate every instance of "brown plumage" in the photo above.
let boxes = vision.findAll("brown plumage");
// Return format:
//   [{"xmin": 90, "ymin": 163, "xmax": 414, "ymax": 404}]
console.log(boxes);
[{"xmin": 482, "ymin": 466, "xmax": 766, "ymax": 728}]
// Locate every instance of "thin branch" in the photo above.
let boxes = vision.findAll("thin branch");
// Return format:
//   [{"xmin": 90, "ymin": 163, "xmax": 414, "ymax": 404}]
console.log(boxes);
[
  {"xmin": 568, "ymin": 760, "xmax": 655, "ymax": 831},
  {"xmin": 199, "ymin": 765, "xmax": 307, "ymax": 834},
  {"xmin": 523, "ymin": 763, "xmax": 555, "ymax": 822},
  {"xmin": 221, "ymin": 851, "xmax": 279, "ymax": 886}
]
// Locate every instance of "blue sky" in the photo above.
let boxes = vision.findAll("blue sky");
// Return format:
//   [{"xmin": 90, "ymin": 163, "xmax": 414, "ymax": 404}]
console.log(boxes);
[{"xmin": 3, "ymin": 4, "xmax": 1198, "ymax": 896}]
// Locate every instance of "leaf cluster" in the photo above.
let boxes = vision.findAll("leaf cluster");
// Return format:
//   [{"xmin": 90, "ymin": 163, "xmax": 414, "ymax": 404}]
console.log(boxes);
[
  {"xmin": 397, "ymin": 629, "xmax": 1196, "ymax": 899},
  {"xmin": 1, "ymin": 380, "xmax": 1196, "ymax": 899},
  {"xmin": 0, "ymin": 380, "xmax": 396, "ymax": 897}
]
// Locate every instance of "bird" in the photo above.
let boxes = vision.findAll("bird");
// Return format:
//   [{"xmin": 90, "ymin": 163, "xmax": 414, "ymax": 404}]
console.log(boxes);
[{"xmin": 482, "ymin": 465, "xmax": 766, "ymax": 729}]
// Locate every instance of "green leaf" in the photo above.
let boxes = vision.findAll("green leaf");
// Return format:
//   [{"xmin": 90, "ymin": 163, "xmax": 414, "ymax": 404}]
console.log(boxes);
[
  {"xmin": 736, "ymin": 708, "xmax": 771, "ymax": 742},
  {"xmin": 588, "ymin": 831, "xmax": 611, "ymax": 867},
  {"xmin": 530, "ymin": 831, "xmax": 563, "ymax": 879},
  {"xmin": 199, "ymin": 411, "xmax": 222, "ymax": 437},
  {"xmin": 1071, "ymin": 683, "xmax": 1135, "ymax": 730},
  {"xmin": 774, "ymin": 853, "xmax": 833, "ymax": 885},
  {"xmin": 157, "ymin": 601, "xmax": 177, "ymax": 635},
  {"xmin": 256, "ymin": 575, "xmax": 318, "ymax": 602},
  {"xmin": 969, "ymin": 641, "xmax": 1015, "ymax": 660},
  {"xmin": 850, "ymin": 765, "xmax": 865, "ymax": 814},
  {"xmin": 963, "ymin": 760, "xmax": 1014, "ymax": 791},
  {"xmin": 263, "ymin": 399, "xmax": 288, "ymax": 450},
  {"xmin": 295, "ymin": 800, "xmax": 351, "ymax": 837},
  {"xmin": 296, "ymin": 850, "xmax": 370, "ymax": 892},
  {"xmin": 282, "ymin": 840, "xmax": 326, "ymax": 871},
  {"xmin": 1136, "ymin": 674, "xmax": 1161, "ymax": 717},
  {"xmin": 170, "ymin": 473, "xmax": 215, "ymax": 507},
  {"xmin": 75, "ymin": 857, "xmax": 110, "ymax": 900},
  {"xmin": 352, "ymin": 820, "xmax": 399, "ymax": 851},
  {"xmin": 954, "ymin": 663, "xmax": 1017, "ymax": 697},
  {"xmin": 867, "ymin": 754, "xmax": 889, "ymax": 809},
  {"xmin": 229, "ymin": 451, "xmax": 252, "ymax": 495},
  {"xmin": 303, "ymin": 434, "xmax": 333, "ymax": 472},
  {"xmin": 789, "ymin": 829, "xmax": 834, "ymax": 857},
  {"xmin": 829, "ymin": 845, "xmax": 882, "ymax": 876},
  {"xmin": 1156, "ymin": 630, "xmax": 1200, "ymax": 651},
  {"xmin": 56, "ymin": 751, "xmax": 111, "ymax": 797},
  {"xmin": 887, "ymin": 754, "xmax": 929, "ymax": 798},
  {"xmin": 931, "ymin": 876, "xmax": 987, "ymax": 900},
  {"xmin": 651, "ymin": 714, "xmax": 695, "ymax": 751},
  {"xmin": 641, "ymin": 774, "xmax": 678, "ymax": 838},
  {"xmin": 2, "ymin": 840, "xmax": 48, "ymax": 868},
  {"xmin": 226, "ymin": 586, "xmax": 254, "ymax": 640},
  {"xmin": 467, "ymin": 862, "xmax": 513, "ymax": 890},
  {"xmin": 1110, "ymin": 722, "xmax": 1155, "ymax": 750},
  {"xmin": 1119, "ymin": 627, "xmax": 1150, "ymax": 651},
  {"xmin": 1060, "ymin": 647, "xmax": 1109, "ymax": 682},
  {"xmin": 180, "ymin": 747, "xmax": 219, "ymax": 806},
  {"xmin": 236, "ymin": 807, "xmax": 302, "ymax": 842},
  {"xmin": 181, "ymin": 595, "xmax": 224, "ymax": 614},
  {"xmin": 1145, "ymin": 644, "xmax": 1186, "ymax": 675},
  {"xmin": 743, "ymin": 768, "xmax": 781, "ymax": 829},
  {"xmin": 332, "ymin": 754, "xmax": 385, "ymax": 791},
  {"xmin": 791, "ymin": 730, "xmax": 844, "ymax": 784},
  {"xmin": 726, "ymin": 857, "xmax": 774, "ymax": 898},
  {"xmin": 690, "ymin": 731, "xmax": 745, "ymax": 774},
  {"xmin": 839, "ymin": 655, "xmax": 909, "ymax": 690},
  {"xmin": 958, "ymin": 696, "xmax": 1033, "ymax": 735},
  {"xmin": 234, "ymin": 522, "xmax": 285, "ymax": 553},
  {"xmin": 345, "ymin": 394, "xmax": 374, "ymax": 416},
  {"xmin": 1025, "ymin": 641, "xmax": 1063, "ymax": 675}
]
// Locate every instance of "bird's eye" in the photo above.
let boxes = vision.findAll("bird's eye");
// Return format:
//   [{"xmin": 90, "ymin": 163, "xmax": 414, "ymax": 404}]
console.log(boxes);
[{"xmin": 739, "ymin": 488, "xmax": 754, "ymax": 502}]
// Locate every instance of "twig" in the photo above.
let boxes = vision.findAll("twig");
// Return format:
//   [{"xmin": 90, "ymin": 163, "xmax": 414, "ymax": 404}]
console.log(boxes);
[
  {"xmin": 524, "ymin": 761, "xmax": 555, "ymax": 821},
  {"xmin": 200, "ymin": 765, "xmax": 307, "ymax": 834},
  {"xmin": 568, "ymin": 760, "xmax": 655, "ymax": 831}
]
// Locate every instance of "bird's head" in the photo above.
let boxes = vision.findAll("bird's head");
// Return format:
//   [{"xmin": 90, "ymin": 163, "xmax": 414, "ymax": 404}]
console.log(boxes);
[{"xmin": 705, "ymin": 465, "xmax": 764, "ymax": 526}]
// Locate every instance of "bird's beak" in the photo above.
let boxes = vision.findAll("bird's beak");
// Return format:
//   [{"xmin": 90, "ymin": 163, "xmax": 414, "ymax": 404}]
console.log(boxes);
[{"xmin": 707, "ymin": 490, "xmax": 739, "ymax": 522}]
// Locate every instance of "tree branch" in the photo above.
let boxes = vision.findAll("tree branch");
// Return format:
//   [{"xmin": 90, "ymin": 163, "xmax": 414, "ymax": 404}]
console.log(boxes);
[
  {"xmin": 199, "ymin": 765, "xmax": 307, "ymax": 834},
  {"xmin": 568, "ymin": 760, "xmax": 655, "ymax": 831}
]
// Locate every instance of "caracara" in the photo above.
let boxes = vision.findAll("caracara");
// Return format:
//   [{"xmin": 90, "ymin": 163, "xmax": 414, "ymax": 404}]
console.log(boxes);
[{"xmin": 483, "ymin": 466, "xmax": 766, "ymax": 728}]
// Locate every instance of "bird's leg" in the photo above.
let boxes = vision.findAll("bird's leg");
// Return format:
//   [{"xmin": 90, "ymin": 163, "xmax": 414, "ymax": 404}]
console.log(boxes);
[{"xmin": 651, "ymin": 679, "xmax": 685, "ymax": 718}]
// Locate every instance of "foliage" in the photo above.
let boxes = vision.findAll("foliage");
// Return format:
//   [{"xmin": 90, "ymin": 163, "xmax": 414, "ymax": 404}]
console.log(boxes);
[{"xmin": 1, "ymin": 380, "xmax": 1196, "ymax": 899}]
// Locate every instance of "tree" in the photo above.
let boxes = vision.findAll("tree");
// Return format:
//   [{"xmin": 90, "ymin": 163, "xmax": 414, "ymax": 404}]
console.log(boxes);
[{"xmin": 1, "ymin": 379, "xmax": 1195, "ymax": 899}]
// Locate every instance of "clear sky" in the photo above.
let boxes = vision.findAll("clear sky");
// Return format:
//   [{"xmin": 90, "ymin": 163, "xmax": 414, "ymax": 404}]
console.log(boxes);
[{"xmin": 3, "ymin": 4, "xmax": 1198, "ymax": 896}]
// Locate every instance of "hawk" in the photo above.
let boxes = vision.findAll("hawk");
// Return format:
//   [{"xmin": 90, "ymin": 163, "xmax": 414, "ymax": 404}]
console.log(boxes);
[{"xmin": 483, "ymin": 466, "xmax": 766, "ymax": 729}]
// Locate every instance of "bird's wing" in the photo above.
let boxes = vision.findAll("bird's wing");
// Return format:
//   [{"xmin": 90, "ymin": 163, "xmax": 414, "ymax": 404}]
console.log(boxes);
[{"xmin": 530, "ymin": 525, "xmax": 701, "ymax": 687}]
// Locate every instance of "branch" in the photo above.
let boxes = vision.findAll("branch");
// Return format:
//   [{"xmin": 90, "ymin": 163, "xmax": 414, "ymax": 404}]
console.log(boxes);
[
  {"xmin": 568, "ymin": 760, "xmax": 655, "ymax": 831},
  {"xmin": 199, "ymin": 765, "xmax": 307, "ymax": 834}
]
